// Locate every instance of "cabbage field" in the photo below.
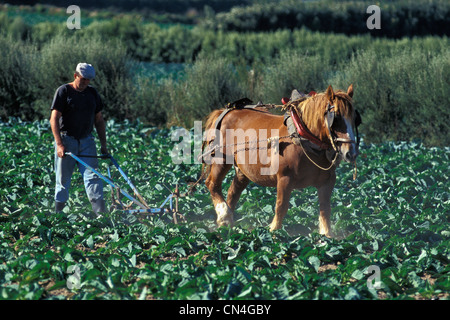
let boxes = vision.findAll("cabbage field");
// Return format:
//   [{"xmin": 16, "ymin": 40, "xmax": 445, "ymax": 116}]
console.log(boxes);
[{"xmin": 0, "ymin": 118, "xmax": 448, "ymax": 301}]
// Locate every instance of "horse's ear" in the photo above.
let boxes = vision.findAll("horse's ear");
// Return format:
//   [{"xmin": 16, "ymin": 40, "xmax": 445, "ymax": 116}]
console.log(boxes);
[
  {"xmin": 326, "ymin": 85, "xmax": 334, "ymax": 101},
  {"xmin": 347, "ymin": 84, "xmax": 354, "ymax": 98}
]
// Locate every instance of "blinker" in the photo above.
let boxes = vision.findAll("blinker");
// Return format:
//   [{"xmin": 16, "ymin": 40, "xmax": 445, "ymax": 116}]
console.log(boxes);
[{"xmin": 325, "ymin": 103, "xmax": 335, "ymax": 128}]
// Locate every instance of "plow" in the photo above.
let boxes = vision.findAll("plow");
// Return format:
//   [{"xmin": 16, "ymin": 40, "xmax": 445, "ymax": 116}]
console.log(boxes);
[{"xmin": 65, "ymin": 152, "xmax": 185, "ymax": 224}]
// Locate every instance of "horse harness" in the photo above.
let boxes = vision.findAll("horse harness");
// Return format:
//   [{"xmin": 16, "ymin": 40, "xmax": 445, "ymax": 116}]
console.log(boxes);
[{"xmin": 201, "ymin": 94, "xmax": 362, "ymax": 171}]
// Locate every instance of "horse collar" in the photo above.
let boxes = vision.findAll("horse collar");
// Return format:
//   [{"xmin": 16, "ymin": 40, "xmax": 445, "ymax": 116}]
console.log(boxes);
[{"xmin": 288, "ymin": 110, "xmax": 331, "ymax": 150}]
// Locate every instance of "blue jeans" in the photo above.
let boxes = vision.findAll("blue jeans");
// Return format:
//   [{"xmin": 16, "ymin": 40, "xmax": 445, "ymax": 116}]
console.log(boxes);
[{"xmin": 54, "ymin": 134, "xmax": 104, "ymax": 203}]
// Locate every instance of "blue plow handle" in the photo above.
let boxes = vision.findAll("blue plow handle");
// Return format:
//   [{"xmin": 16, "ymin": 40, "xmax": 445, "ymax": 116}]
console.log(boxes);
[{"xmin": 65, "ymin": 152, "xmax": 148, "ymax": 209}]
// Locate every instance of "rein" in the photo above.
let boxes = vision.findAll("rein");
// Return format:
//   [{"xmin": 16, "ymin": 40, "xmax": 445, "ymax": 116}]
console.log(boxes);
[{"xmin": 298, "ymin": 137, "xmax": 339, "ymax": 171}]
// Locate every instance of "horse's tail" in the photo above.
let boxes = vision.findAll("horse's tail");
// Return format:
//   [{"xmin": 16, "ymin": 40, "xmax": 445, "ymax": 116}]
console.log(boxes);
[
  {"xmin": 188, "ymin": 163, "xmax": 210, "ymax": 195},
  {"xmin": 188, "ymin": 108, "xmax": 224, "ymax": 195},
  {"xmin": 202, "ymin": 108, "xmax": 225, "ymax": 153}
]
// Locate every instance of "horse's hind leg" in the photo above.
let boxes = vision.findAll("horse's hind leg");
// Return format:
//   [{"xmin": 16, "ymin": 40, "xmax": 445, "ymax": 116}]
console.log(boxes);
[
  {"xmin": 227, "ymin": 166, "xmax": 250, "ymax": 211},
  {"xmin": 205, "ymin": 163, "xmax": 234, "ymax": 227}
]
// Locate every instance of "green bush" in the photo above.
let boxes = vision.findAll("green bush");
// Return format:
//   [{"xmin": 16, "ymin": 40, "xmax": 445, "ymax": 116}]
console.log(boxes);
[
  {"xmin": 0, "ymin": 13, "xmax": 31, "ymax": 40},
  {"xmin": 3, "ymin": 6, "xmax": 448, "ymax": 67},
  {"xmin": 253, "ymin": 51, "xmax": 328, "ymax": 103},
  {"xmin": 30, "ymin": 21, "xmax": 64, "ymax": 46},
  {"xmin": 165, "ymin": 54, "xmax": 244, "ymax": 127},
  {"xmin": 0, "ymin": 35, "xmax": 39, "ymax": 120},
  {"xmin": 139, "ymin": 24, "xmax": 201, "ymax": 63},
  {"xmin": 81, "ymin": 17, "xmax": 143, "ymax": 59},
  {"xmin": 131, "ymin": 76, "xmax": 168, "ymax": 126}
]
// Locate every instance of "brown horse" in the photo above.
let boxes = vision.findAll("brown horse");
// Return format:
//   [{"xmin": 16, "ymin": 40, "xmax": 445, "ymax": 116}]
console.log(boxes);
[{"xmin": 201, "ymin": 85, "xmax": 359, "ymax": 237}]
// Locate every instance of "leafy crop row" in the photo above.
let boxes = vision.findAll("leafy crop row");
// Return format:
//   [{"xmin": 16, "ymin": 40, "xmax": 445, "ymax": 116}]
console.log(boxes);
[{"xmin": 0, "ymin": 119, "xmax": 448, "ymax": 300}]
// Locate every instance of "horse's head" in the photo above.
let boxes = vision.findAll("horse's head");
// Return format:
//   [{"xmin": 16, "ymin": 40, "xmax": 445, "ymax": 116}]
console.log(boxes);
[{"xmin": 323, "ymin": 84, "xmax": 361, "ymax": 163}]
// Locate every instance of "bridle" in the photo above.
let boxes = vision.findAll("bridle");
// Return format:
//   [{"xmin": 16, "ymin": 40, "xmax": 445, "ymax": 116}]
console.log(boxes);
[
  {"xmin": 291, "ymin": 102, "xmax": 360, "ymax": 152},
  {"xmin": 324, "ymin": 103, "xmax": 359, "ymax": 154},
  {"xmin": 291, "ymin": 101, "xmax": 361, "ymax": 172}
]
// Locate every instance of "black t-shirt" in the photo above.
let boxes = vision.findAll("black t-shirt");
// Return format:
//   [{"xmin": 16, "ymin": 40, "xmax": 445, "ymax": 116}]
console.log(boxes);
[{"xmin": 51, "ymin": 84, "xmax": 104, "ymax": 139}]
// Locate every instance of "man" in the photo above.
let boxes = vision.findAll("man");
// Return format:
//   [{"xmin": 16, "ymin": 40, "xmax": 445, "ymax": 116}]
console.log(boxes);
[{"xmin": 50, "ymin": 63, "xmax": 108, "ymax": 214}]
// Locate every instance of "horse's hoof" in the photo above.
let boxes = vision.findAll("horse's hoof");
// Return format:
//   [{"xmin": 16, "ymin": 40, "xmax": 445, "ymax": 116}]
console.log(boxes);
[
  {"xmin": 215, "ymin": 202, "xmax": 234, "ymax": 227},
  {"xmin": 321, "ymin": 231, "xmax": 334, "ymax": 238}
]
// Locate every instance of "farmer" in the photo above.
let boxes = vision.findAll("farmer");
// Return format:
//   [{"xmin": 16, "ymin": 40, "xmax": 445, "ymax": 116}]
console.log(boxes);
[{"xmin": 50, "ymin": 63, "xmax": 108, "ymax": 214}]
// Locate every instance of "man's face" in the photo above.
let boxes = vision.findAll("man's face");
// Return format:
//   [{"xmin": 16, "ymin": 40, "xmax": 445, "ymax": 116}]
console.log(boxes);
[{"xmin": 73, "ymin": 73, "xmax": 91, "ymax": 91}]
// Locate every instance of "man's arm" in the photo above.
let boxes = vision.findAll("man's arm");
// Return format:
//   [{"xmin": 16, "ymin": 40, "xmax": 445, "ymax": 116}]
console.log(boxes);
[
  {"xmin": 94, "ymin": 111, "xmax": 108, "ymax": 155},
  {"xmin": 50, "ymin": 109, "xmax": 66, "ymax": 158}
]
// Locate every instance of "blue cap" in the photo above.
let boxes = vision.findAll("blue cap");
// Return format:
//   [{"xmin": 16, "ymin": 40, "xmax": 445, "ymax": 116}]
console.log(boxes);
[{"xmin": 76, "ymin": 63, "xmax": 95, "ymax": 80}]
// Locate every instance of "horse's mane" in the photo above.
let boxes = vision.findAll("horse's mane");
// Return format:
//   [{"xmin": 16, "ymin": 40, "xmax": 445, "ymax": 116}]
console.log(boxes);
[{"xmin": 291, "ymin": 89, "xmax": 354, "ymax": 141}]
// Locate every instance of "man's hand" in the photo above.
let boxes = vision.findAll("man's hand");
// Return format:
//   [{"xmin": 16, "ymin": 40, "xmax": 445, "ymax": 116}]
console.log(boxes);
[
  {"xmin": 100, "ymin": 145, "xmax": 108, "ymax": 155},
  {"xmin": 56, "ymin": 143, "xmax": 66, "ymax": 158}
]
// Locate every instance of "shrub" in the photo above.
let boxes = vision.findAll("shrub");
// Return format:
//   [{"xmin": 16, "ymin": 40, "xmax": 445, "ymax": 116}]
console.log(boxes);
[
  {"xmin": 0, "ymin": 33, "xmax": 145, "ymax": 124},
  {"xmin": 0, "ymin": 13, "xmax": 31, "ymax": 40},
  {"xmin": 165, "ymin": 54, "xmax": 244, "ymax": 127},
  {"xmin": 139, "ymin": 24, "xmax": 201, "ymax": 63},
  {"xmin": 0, "ymin": 35, "xmax": 39, "ymax": 120},
  {"xmin": 254, "ymin": 51, "xmax": 328, "ymax": 103},
  {"xmin": 131, "ymin": 75, "xmax": 169, "ymax": 126},
  {"xmin": 30, "ymin": 21, "xmax": 63, "ymax": 46}
]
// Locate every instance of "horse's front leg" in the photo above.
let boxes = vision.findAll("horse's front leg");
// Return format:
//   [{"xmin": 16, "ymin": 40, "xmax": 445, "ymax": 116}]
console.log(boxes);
[
  {"xmin": 317, "ymin": 174, "xmax": 336, "ymax": 238},
  {"xmin": 269, "ymin": 177, "xmax": 293, "ymax": 231}
]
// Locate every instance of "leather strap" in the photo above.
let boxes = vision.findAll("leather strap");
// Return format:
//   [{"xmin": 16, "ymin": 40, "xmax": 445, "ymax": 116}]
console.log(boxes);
[{"xmin": 290, "ymin": 110, "xmax": 331, "ymax": 150}]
